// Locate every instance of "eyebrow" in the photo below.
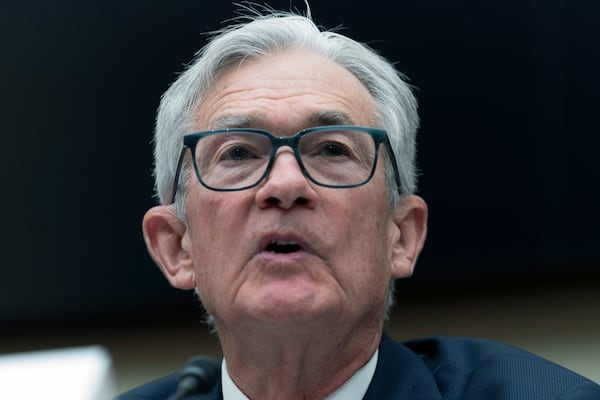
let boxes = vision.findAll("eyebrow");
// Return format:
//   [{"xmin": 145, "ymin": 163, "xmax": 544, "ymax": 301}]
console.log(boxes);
[
  {"xmin": 211, "ymin": 110, "xmax": 357, "ymax": 131},
  {"xmin": 307, "ymin": 110, "xmax": 356, "ymax": 126},
  {"xmin": 212, "ymin": 115, "xmax": 255, "ymax": 130}
]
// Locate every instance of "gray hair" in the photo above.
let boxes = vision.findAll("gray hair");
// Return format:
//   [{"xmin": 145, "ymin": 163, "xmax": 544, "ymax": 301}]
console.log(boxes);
[{"xmin": 152, "ymin": 8, "xmax": 420, "ymax": 326}]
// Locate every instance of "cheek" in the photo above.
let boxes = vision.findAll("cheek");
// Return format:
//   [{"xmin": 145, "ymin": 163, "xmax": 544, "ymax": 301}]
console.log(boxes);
[
  {"xmin": 185, "ymin": 189, "xmax": 251, "ymax": 243},
  {"xmin": 324, "ymin": 192, "xmax": 394, "ymax": 279},
  {"xmin": 184, "ymin": 193, "xmax": 251, "ymax": 293}
]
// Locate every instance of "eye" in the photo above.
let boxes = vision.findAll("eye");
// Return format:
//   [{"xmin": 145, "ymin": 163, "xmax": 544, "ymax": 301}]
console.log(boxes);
[
  {"xmin": 300, "ymin": 131, "xmax": 357, "ymax": 160},
  {"xmin": 319, "ymin": 142, "xmax": 350, "ymax": 157},
  {"xmin": 216, "ymin": 138, "xmax": 264, "ymax": 162},
  {"xmin": 223, "ymin": 145, "xmax": 253, "ymax": 161}
]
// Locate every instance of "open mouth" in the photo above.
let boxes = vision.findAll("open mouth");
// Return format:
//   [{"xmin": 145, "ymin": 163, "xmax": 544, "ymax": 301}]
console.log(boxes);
[{"xmin": 265, "ymin": 240, "xmax": 303, "ymax": 254}]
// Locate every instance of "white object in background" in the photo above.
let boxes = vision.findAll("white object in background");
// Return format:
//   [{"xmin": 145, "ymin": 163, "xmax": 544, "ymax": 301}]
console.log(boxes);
[{"xmin": 0, "ymin": 345, "xmax": 115, "ymax": 400}]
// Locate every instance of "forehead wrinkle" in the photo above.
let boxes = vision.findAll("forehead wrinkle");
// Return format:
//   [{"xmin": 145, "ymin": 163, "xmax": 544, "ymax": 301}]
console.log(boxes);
[{"xmin": 193, "ymin": 50, "xmax": 378, "ymax": 131}]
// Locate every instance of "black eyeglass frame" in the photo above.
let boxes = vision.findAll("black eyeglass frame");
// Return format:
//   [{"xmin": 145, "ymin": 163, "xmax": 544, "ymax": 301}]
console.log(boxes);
[{"xmin": 169, "ymin": 125, "xmax": 402, "ymax": 203}]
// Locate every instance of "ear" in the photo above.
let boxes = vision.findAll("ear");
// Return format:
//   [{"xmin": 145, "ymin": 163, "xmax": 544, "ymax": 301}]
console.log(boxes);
[
  {"xmin": 142, "ymin": 205, "xmax": 196, "ymax": 290},
  {"xmin": 390, "ymin": 195, "xmax": 428, "ymax": 279}
]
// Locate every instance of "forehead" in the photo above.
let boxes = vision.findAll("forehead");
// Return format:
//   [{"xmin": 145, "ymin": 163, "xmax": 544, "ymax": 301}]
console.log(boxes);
[{"xmin": 192, "ymin": 49, "xmax": 378, "ymax": 132}]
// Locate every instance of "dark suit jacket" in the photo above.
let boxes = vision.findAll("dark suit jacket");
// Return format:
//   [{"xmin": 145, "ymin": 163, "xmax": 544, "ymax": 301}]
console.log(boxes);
[{"xmin": 117, "ymin": 333, "xmax": 600, "ymax": 399}]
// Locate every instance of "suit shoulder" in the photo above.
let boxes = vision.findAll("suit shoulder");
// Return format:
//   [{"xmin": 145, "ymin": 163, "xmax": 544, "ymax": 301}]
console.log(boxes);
[
  {"xmin": 401, "ymin": 335, "xmax": 577, "ymax": 375},
  {"xmin": 392, "ymin": 335, "xmax": 600, "ymax": 399},
  {"xmin": 402, "ymin": 335, "xmax": 528, "ymax": 367}
]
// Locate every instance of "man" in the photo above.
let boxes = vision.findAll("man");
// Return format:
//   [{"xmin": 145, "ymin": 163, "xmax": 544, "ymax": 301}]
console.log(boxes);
[{"xmin": 119, "ymin": 7, "xmax": 600, "ymax": 400}]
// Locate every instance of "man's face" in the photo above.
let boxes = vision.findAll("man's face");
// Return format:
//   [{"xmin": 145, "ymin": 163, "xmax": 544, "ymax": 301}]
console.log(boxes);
[{"xmin": 171, "ymin": 50, "xmax": 418, "ymax": 331}]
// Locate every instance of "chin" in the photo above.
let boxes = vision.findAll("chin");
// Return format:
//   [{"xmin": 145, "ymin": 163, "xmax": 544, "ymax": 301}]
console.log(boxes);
[{"xmin": 250, "ymin": 290, "xmax": 338, "ymax": 324}]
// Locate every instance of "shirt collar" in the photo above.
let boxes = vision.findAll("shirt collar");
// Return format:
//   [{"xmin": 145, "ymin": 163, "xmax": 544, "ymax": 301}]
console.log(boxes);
[{"xmin": 221, "ymin": 350, "xmax": 378, "ymax": 400}]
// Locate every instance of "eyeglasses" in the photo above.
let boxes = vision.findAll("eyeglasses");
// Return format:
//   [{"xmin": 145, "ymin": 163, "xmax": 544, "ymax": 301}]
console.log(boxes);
[{"xmin": 170, "ymin": 125, "xmax": 401, "ymax": 203}]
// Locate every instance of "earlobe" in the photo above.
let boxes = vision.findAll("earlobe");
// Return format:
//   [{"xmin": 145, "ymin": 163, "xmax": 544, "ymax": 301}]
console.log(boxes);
[
  {"xmin": 390, "ymin": 195, "xmax": 428, "ymax": 279},
  {"xmin": 142, "ymin": 205, "xmax": 196, "ymax": 290}
]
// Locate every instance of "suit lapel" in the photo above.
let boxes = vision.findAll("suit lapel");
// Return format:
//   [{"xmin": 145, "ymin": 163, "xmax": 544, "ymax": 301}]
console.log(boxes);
[{"xmin": 363, "ymin": 333, "xmax": 443, "ymax": 400}]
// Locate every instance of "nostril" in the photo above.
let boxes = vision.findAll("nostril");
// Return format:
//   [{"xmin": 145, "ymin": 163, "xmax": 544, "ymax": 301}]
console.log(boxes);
[
  {"xmin": 264, "ymin": 196, "xmax": 309, "ymax": 207},
  {"xmin": 266, "ymin": 197, "xmax": 280, "ymax": 205}
]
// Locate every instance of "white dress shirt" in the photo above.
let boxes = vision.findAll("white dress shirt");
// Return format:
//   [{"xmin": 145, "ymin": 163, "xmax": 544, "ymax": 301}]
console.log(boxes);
[{"xmin": 221, "ymin": 350, "xmax": 378, "ymax": 400}]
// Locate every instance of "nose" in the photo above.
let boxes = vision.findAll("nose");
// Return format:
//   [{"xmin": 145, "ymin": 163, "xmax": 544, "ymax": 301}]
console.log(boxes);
[{"xmin": 255, "ymin": 148, "xmax": 318, "ymax": 209}]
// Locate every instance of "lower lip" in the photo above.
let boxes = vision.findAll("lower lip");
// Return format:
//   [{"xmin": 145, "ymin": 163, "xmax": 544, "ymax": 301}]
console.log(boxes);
[{"xmin": 256, "ymin": 250, "xmax": 309, "ymax": 262}]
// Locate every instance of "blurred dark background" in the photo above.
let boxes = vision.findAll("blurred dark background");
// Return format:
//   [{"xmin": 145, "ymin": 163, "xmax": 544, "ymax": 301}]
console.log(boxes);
[{"xmin": 2, "ymin": 0, "xmax": 599, "ymax": 329}]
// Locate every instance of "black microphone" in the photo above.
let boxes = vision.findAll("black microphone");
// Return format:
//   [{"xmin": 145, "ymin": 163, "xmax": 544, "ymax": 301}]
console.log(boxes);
[{"xmin": 167, "ymin": 355, "xmax": 220, "ymax": 400}]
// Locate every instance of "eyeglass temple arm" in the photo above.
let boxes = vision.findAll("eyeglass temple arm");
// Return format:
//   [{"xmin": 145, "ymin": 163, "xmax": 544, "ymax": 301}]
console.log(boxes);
[
  {"xmin": 382, "ymin": 140, "xmax": 403, "ymax": 194},
  {"xmin": 170, "ymin": 147, "xmax": 188, "ymax": 204}
]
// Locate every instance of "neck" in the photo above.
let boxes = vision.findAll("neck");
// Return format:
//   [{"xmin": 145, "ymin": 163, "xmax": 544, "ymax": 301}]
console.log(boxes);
[{"xmin": 217, "ymin": 319, "xmax": 382, "ymax": 400}]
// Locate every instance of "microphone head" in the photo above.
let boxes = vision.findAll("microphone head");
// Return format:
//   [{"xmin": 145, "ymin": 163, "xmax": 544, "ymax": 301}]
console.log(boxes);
[{"xmin": 178, "ymin": 355, "xmax": 220, "ymax": 394}]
